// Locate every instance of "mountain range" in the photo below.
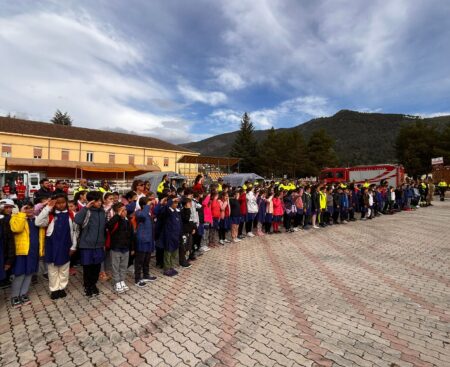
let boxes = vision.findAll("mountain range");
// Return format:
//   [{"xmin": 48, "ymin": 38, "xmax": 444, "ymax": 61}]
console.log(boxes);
[{"xmin": 181, "ymin": 110, "xmax": 450, "ymax": 166}]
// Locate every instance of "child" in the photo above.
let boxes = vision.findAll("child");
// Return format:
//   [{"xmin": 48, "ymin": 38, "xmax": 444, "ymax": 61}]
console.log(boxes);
[
  {"xmin": 272, "ymin": 192, "xmax": 283, "ymax": 233},
  {"xmin": 180, "ymin": 197, "xmax": 195, "ymax": 267},
  {"xmin": 245, "ymin": 187, "xmax": 257, "ymax": 237},
  {"xmin": 237, "ymin": 188, "xmax": 247, "ymax": 239},
  {"xmin": 74, "ymin": 190, "xmax": 88, "ymax": 212},
  {"xmin": 283, "ymin": 191, "xmax": 296, "ymax": 232},
  {"xmin": 256, "ymin": 190, "xmax": 267, "ymax": 236},
  {"xmin": 229, "ymin": 191, "xmax": 241, "ymax": 243},
  {"xmin": 99, "ymin": 192, "xmax": 114, "ymax": 281},
  {"xmin": 10, "ymin": 202, "xmax": 45, "ymax": 307},
  {"xmin": 0, "ymin": 199, "xmax": 15, "ymax": 288},
  {"xmin": 265, "ymin": 192, "xmax": 274, "ymax": 234},
  {"xmin": 201, "ymin": 191, "xmax": 213, "ymax": 251},
  {"xmin": 302, "ymin": 186, "xmax": 312, "ymax": 229},
  {"xmin": 210, "ymin": 192, "xmax": 221, "ymax": 245},
  {"xmin": 74, "ymin": 191, "xmax": 106, "ymax": 297},
  {"xmin": 134, "ymin": 197, "xmax": 157, "ymax": 287},
  {"xmin": 106, "ymin": 202, "xmax": 133, "ymax": 293},
  {"xmin": 35, "ymin": 193, "xmax": 78, "ymax": 300},
  {"xmin": 161, "ymin": 196, "xmax": 181, "ymax": 276},
  {"xmin": 218, "ymin": 192, "xmax": 230, "ymax": 245}
]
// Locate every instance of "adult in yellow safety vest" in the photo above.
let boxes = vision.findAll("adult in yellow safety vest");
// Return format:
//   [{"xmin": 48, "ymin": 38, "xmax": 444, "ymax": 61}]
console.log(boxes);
[{"xmin": 438, "ymin": 180, "xmax": 447, "ymax": 201}]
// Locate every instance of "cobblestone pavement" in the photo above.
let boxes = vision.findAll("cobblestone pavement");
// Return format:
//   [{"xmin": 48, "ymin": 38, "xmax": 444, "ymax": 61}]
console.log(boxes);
[{"xmin": 1, "ymin": 201, "xmax": 450, "ymax": 367}]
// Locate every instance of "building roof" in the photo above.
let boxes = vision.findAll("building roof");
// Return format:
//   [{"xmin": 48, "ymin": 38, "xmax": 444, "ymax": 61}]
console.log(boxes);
[
  {"xmin": 6, "ymin": 158, "xmax": 161, "ymax": 173},
  {"xmin": 0, "ymin": 116, "xmax": 194, "ymax": 153},
  {"xmin": 177, "ymin": 155, "xmax": 240, "ymax": 166}
]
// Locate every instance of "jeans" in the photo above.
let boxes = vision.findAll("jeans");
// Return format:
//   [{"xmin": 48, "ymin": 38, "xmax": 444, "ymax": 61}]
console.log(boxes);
[{"xmin": 11, "ymin": 274, "xmax": 33, "ymax": 298}]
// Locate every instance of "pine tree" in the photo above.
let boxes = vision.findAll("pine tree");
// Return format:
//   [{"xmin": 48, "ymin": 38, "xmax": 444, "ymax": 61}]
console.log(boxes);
[
  {"xmin": 51, "ymin": 109, "xmax": 73, "ymax": 126},
  {"xmin": 306, "ymin": 129, "xmax": 337, "ymax": 176},
  {"xmin": 395, "ymin": 121, "xmax": 438, "ymax": 177},
  {"xmin": 230, "ymin": 113, "xmax": 258, "ymax": 172}
]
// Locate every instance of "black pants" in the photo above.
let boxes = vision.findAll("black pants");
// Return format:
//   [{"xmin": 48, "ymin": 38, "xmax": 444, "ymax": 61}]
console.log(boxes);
[
  {"xmin": 134, "ymin": 251, "xmax": 150, "ymax": 282},
  {"xmin": 264, "ymin": 222, "xmax": 272, "ymax": 233},
  {"xmin": 245, "ymin": 220, "xmax": 253, "ymax": 234},
  {"xmin": 83, "ymin": 263, "xmax": 101, "ymax": 290},
  {"xmin": 219, "ymin": 228, "xmax": 226, "ymax": 241},
  {"xmin": 284, "ymin": 214, "xmax": 292, "ymax": 230},
  {"xmin": 179, "ymin": 234, "xmax": 191, "ymax": 265},
  {"xmin": 238, "ymin": 222, "xmax": 244, "ymax": 236},
  {"xmin": 155, "ymin": 248, "xmax": 164, "ymax": 268},
  {"xmin": 193, "ymin": 233, "xmax": 202, "ymax": 251}
]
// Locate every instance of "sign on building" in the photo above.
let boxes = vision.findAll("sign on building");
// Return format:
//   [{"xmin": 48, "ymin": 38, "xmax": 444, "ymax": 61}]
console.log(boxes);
[{"xmin": 431, "ymin": 157, "xmax": 444, "ymax": 165}]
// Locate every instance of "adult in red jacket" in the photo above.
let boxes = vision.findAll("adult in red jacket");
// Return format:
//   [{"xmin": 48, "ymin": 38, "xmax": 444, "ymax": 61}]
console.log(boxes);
[{"xmin": 192, "ymin": 174, "xmax": 204, "ymax": 193}]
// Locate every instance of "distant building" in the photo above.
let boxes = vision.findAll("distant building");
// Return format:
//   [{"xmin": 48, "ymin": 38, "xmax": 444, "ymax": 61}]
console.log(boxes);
[{"xmin": 0, "ymin": 116, "xmax": 198, "ymax": 180}]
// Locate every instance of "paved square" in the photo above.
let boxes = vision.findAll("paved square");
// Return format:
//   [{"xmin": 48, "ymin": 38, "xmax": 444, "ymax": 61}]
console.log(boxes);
[{"xmin": 1, "ymin": 201, "xmax": 450, "ymax": 367}]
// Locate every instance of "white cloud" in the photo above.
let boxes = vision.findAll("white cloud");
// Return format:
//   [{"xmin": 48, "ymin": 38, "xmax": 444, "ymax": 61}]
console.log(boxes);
[
  {"xmin": 209, "ymin": 95, "xmax": 331, "ymax": 130},
  {"xmin": 212, "ymin": 68, "xmax": 246, "ymax": 90},
  {"xmin": 0, "ymin": 11, "xmax": 197, "ymax": 143},
  {"xmin": 177, "ymin": 83, "xmax": 227, "ymax": 106}
]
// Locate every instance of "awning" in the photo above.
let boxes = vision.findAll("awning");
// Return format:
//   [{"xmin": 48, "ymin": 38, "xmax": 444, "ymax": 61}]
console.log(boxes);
[
  {"xmin": 6, "ymin": 158, "xmax": 161, "ymax": 173},
  {"xmin": 177, "ymin": 155, "xmax": 240, "ymax": 166}
]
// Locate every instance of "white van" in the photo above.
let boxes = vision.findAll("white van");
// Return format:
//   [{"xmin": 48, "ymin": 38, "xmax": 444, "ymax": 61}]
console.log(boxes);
[{"xmin": 28, "ymin": 172, "xmax": 45, "ymax": 198}]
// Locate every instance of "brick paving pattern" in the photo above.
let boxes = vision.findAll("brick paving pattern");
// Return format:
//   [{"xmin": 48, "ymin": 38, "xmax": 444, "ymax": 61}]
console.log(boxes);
[{"xmin": 1, "ymin": 201, "xmax": 450, "ymax": 366}]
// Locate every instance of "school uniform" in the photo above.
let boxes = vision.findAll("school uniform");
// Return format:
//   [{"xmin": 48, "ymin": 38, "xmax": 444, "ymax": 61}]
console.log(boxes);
[
  {"xmin": 134, "ymin": 205, "xmax": 155, "ymax": 282},
  {"xmin": 74, "ymin": 207, "xmax": 106, "ymax": 294},
  {"xmin": 180, "ymin": 207, "xmax": 195, "ymax": 265},
  {"xmin": 238, "ymin": 193, "xmax": 247, "ymax": 237},
  {"xmin": 339, "ymin": 193, "xmax": 349, "ymax": 221},
  {"xmin": 10, "ymin": 213, "xmax": 45, "ymax": 299},
  {"xmin": 35, "ymin": 206, "xmax": 78, "ymax": 294},
  {"xmin": 229, "ymin": 198, "xmax": 241, "ymax": 239},
  {"xmin": 160, "ymin": 204, "xmax": 182, "ymax": 271},
  {"xmin": 0, "ymin": 214, "xmax": 15, "ymax": 282},
  {"xmin": 246, "ymin": 191, "xmax": 258, "ymax": 235}
]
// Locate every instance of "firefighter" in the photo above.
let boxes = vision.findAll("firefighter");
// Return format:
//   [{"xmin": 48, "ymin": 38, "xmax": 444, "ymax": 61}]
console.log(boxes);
[
  {"xmin": 2, "ymin": 182, "xmax": 11, "ymax": 199},
  {"xmin": 15, "ymin": 180, "xmax": 27, "ymax": 207},
  {"xmin": 157, "ymin": 174, "xmax": 170, "ymax": 199},
  {"xmin": 437, "ymin": 180, "xmax": 447, "ymax": 201}
]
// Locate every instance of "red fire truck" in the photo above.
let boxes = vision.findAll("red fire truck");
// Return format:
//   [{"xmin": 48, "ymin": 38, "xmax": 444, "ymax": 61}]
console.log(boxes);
[{"xmin": 320, "ymin": 164, "xmax": 405, "ymax": 187}]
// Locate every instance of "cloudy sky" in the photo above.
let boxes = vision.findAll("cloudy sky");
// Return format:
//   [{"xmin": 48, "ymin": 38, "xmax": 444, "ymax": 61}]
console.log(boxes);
[{"xmin": 1, "ymin": 0, "xmax": 449, "ymax": 143}]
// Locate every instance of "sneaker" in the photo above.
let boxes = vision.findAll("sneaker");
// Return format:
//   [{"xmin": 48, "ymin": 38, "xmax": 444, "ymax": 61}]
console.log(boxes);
[
  {"xmin": 171, "ymin": 268, "xmax": 179, "ymax": 275},
  {"xmin": 163, "ymin": 269, "xmax": 176, "ymax": 277},
  {"xmin": 11, "ymin": 297, "xmax": 21, "ymax": 308},
  {"xmin": 219, "ymin": 240, "xmax": 225, "ymax": 245},
  {"xmin": 20, "ymin": 294, "xmax": 31, "ymax": 305},
  {"xmin": 180, "ymin": 262, "xmax": 192, "ymax": 269},
  {"xmin": 121, "ymin": 281, "xmax": 130, "ymax": 291},
  {"xmin": 59, "ymin": 289, "xmax": 67, "ymax": 298},
  {"xmin": 92, "ymin": 285, "xmax": 100, "ymax": 296},
  {"xmin": 50, "ymin": 291, "xmax": 60, "ymax": 300},
  {"xmin": 114, "ymin": 282, "xmax": 123, "ymax": 293},
  {"xmin": 233, "ymin": 238, "xmax": 241, "ymax": 243},
  {"xmin": 247, "ymin": 232, "xmax": 255, "ymax": 237},
  {"xmin": 293, "ymin": 227, "xmax": 299, "ymax": 232},
  {"xmin": 313, "ymin": 225, "xmax": 320, "ymax": 229},
  {"xmin": 142, "ymin": 276, "xmax": 157, "ymax": 283},
  {"xmin": 135, "ymin": 280, "xmax": 146, "ymax": 288},
  {"xmin": 200, "ymin": 246, "xmax": 211, "ymax": 252},
  {"xmin": 84, "ymin": 287, "xmax": 93, "ymax": 297},
  {"xmin": 343, "ymin": 220, "xmax": 348, "ymax": 224},
  {"xmin": 238, "ymin": 235, "xmax": 246, "ymax": 239},
  {"xmin": 224, "ymin": 239, "xmax": 231, "ymax": 243}
]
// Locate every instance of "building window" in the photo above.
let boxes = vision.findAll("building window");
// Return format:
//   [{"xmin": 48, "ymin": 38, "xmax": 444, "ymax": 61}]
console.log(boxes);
[
  {"xmin": 33, "ymin": 147, "xmax": 42, "ymax": 159},
  {"xmin": 61, "ymin": 150, "xmax": 69, "ymax": 161},
  {"xmin": 1, "ymin": 144, "xmax": 11, "ymax": 158},
  {"xmin": 164, "ymin": 157, "xmax": 169, "ymax": 167},
  {"xmin": 86, "ymin": 152, "xmax": 94, "ymax": 162},
  {"xmin": 147, "ymin": 157, "xmax": 153, "ymax": 165},
  {"xmin": 109, "ymin": 154, "xmax": 115, "ymax": 164},
  {"xmin": 129, "ymin": 155, "xmax": 135, "ymax": 165}
]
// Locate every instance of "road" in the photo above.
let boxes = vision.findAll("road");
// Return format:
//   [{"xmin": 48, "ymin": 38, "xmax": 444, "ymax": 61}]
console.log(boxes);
[{"xmin": 1, "ymin": 201, "xmax": 450, "ymax": 366}]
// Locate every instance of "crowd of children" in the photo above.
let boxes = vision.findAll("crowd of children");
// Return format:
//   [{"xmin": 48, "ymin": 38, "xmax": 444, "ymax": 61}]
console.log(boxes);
[{"xmin": 0, "ymin": 174, "xmax": 437, "ymax": 307}]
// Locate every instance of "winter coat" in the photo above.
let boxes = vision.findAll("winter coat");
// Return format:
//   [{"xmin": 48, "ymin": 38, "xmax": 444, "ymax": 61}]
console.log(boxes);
[
  {"xmin": 239, "ymin": 193, "xmax": 247, "ymax": 216},
  {"xmin": 211, "ymin": 199, "xmax": 221, "ymax": 219},
  {"xmin": 160, "ymin": 206, "xmax": 182, "ymax": 252},
  {"xmin": 273, "ymin": 197, "xmax": 283, "ymax": 216},
  {"xmin": 246, "ymin": 191, "xmax": 258, "ymax": 214},
  {"xmin": 135, "ymin": 205, "xmax": 155, "ymax": 253},
  {"xmin": 10, "ymin": 213, "xmax": 45, "ymax": 256},
  {"xmin": 74, "ymin": 207, "xmax": 106, "ymax": 249},
  {"xmin": 106, "ymin": 215, "xmax": 133, "ymax": 251},
  {"xmin": 202, "ymin": 195, "xmax": 213, "ymax": 224},
  {"xmin": 0, "ymin": 214, "xmax": 15, "ymax": 267}
]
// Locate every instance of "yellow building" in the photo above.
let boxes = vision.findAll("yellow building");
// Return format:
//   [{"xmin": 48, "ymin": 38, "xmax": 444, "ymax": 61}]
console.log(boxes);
[{"xmin": 0, "ymin": 116, "xmax": 198, "ymax": 180}]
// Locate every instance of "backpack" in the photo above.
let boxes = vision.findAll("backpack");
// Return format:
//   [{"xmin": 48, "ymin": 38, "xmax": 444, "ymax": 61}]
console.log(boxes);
[{"xmin": 104, "ymin": 221, "xmax": 119, "ymax": 250}]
